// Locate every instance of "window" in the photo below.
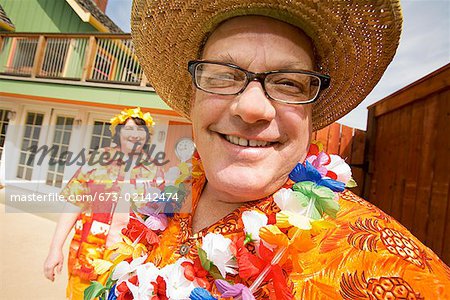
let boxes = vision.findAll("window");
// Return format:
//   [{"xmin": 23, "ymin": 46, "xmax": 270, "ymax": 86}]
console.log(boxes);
[
  {"xmin": 89, "ymin": 120, "xmax": 112, "ymax": 154},
  {"xmin": 46, "ymin": 116, "xmax": 74, "ymax": 188},
  {"xmin": 17, "ymin": 112, "xmax": 44, "ymax": 180},
  {"xmin": 0, "ymin": 109, "xmax": 10, "ymax": 158}
]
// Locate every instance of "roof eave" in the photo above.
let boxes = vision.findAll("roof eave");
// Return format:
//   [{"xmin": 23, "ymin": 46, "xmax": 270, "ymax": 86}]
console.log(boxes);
[
  {"xmin": 0, "ymin": 21, "xmax": 15, "ymax": 31},
  {"xmin": 66, "ymin": 0, "xmax": 109, "ymax": 32}
]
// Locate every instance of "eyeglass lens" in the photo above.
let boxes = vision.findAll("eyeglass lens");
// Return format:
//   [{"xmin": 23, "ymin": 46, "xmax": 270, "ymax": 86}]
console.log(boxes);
[{"xmin": 194, "ymin": 62, "xmax": 321, "ymax": 103}]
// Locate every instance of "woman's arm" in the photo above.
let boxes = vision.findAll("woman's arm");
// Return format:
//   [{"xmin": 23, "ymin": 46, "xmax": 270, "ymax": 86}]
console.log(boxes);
[{"xmin": 43, "ymin": 203, "xmax": 81, "ymax": 282}]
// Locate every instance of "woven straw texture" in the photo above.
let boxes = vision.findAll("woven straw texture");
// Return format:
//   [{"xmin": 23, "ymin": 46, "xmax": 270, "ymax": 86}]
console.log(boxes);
[{"xmin": 131, "ymin": 0, "xmax": 402, "ymax": 131}]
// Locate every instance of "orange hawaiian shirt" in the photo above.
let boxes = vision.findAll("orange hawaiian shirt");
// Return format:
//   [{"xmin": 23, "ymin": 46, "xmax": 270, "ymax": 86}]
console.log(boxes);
[{"xmin": 144, "ymin": 157, "xmax": 450, "ymax": 299}]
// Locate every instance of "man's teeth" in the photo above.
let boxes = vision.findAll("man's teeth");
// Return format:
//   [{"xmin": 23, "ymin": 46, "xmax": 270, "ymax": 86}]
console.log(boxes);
[{"xmin": 225, "ymin": 135, "xmax": 271, "ymax": 147}]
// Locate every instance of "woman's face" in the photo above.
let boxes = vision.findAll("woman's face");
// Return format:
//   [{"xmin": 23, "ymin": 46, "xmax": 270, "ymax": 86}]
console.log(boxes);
[
  {"xmin": 190, "ymin": 16, "xmax": 314, "ymax": 202},
  {"xmin": 119, "ymin": 118, "xmax": 148, "ymax": 155}
]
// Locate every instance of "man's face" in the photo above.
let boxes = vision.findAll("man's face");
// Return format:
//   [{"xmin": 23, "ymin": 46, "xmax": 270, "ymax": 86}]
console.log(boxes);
[{"xmin": 190, "ymin": 16, "xmax": 314, "ymax": 202}]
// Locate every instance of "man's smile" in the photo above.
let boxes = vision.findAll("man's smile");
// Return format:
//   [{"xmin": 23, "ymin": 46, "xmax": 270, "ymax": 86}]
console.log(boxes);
[{"xmin": 222, "ymin": 134, "xmax": 275, "ymax": 147}]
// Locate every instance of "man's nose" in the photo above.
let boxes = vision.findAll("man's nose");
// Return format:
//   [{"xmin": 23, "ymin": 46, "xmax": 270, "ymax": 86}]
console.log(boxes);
[{"xmin": 230, "ymin": 81, "xmax": 276, "ymax": 124}]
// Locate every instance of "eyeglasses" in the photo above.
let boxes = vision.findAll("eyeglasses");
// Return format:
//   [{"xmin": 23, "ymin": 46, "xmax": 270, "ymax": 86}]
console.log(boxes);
[{"xmin": 188, "ymin": 60, "xmax": 330, "ymax": 104}]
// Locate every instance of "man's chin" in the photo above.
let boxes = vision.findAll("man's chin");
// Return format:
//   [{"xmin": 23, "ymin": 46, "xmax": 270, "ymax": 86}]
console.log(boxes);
[{"xmin": 212, "ymin": 173, "xmax": 280, "ymax": 201}]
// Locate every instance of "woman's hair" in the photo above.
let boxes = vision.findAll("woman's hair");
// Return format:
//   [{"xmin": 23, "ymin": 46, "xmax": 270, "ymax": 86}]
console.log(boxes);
[{"xmin": 112, "ymin": 117, "xmax": 151, "ymax": 147}]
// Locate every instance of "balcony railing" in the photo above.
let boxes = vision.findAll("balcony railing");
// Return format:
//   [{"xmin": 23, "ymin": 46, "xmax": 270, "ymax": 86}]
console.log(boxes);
[{"xmin": 0, "ymin": 33, "xmax": 149, "ymax": 87}]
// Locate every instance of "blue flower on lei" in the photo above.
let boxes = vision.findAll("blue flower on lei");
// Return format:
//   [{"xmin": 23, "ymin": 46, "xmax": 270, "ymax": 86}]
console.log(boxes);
[
  {"xmin": 190, "ymin": 287, "xmax": 218, "ymax": 300},
  {"xmin": 289, "ymin": 161, "xmax": 345, "ymax": 192}
]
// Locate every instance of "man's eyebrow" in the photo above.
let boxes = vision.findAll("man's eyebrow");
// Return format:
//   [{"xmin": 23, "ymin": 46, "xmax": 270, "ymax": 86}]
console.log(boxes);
[
  {"xmin": 209, "ymin": 53, "xmax": 238, "ymax": 64},
  {"xmin": 275, "ymin": 60, "xmax": 312, "ymax": 70},
  {"xmin": 205, "ymin": 54, "xmax": 313, "ymax": 71}
]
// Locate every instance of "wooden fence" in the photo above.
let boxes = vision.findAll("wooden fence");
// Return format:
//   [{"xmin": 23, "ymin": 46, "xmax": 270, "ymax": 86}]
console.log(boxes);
[
  {"xmin": 364, "ymin": 63, "xmax": 450, "ymax": 264},
  {"xmin": 313, "ymin": 123, "xmax": 366, "ymax": 196}
]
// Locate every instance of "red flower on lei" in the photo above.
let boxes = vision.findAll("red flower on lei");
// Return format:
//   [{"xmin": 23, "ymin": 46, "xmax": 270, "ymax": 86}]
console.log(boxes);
[{"xmin": 121, "ymin": 214, "xmax": 159, "ymax": 247}]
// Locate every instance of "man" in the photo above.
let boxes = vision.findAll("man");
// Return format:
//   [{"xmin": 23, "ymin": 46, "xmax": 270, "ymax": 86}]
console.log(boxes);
[{"xmin": 82, "ymin": 1, "xmax": 449, "ymax": 299}]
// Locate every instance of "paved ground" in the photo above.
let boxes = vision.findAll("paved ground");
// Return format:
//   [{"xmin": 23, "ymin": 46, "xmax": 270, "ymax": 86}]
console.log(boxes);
[{"xmin": 1, "ymin": 189, "xmax": 72, "ymax": 299}]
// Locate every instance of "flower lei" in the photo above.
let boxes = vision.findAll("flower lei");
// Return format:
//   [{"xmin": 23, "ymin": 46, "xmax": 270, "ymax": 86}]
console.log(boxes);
[
  {"xmin": 84, "ymin": 141, "xmax": 355, "ymax": 300},
  {"xmin": 110, "ymin": 107, "xmax": 155, "ymax": 136}
]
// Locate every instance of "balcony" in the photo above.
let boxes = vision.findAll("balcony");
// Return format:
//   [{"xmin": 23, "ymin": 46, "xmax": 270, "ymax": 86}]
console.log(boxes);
[{"xmin": 0, "ymin": 33, "xmax": 150, "ymax": 87}]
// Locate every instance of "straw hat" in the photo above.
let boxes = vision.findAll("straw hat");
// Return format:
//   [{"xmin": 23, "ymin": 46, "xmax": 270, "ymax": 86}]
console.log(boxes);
[{"xmin": 131, "ymin": 0, "xmax": 402, "ymax": 131}]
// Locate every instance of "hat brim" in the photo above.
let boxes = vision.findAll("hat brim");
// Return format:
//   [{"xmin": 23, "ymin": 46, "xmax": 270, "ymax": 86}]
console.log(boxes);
[{"xmin": 131, "ymin": 0, "xmax": 402, "ymax": 131}]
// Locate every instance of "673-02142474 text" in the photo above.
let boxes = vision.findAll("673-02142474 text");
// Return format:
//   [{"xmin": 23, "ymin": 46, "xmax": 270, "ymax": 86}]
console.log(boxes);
[{"xmin": 8, "ymin": 191, "xmax": 179, "ymax": 203}]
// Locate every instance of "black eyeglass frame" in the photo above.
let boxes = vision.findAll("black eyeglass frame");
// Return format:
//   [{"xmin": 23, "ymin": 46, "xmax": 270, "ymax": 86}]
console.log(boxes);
[{"xmin": 188, "ymin": 60, "xmax": 331, "ymax": 105}]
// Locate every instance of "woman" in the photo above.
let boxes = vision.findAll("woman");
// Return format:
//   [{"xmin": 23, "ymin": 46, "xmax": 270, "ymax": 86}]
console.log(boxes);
[
  {"xmin": 84, "ymin": 1, "xmax": 449, "ymax": 299},
  {"xmin": 43, "ymin": 107, "xmax": 156, "ymax": 300}
]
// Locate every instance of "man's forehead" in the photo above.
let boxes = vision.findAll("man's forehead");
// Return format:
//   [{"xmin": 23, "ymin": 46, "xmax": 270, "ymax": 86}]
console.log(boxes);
[
  {"xmin": 202, "ymin": 16, "xmax": 315, "ymax": 70},
  {"xmin": 211, "ymin": 15, "xmax": 298, "ymax": 34}
]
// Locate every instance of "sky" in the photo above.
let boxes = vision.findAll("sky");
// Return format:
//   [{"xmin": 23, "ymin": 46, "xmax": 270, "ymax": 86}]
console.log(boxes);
[{"xmin": 106, "ymin": 0, "xmax": 450, "ymax": 130}]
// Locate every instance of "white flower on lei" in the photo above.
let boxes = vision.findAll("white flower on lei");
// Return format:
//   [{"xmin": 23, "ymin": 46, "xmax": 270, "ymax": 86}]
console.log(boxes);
[
  {"xmin": 273, "ymin": 188, "xmax": 308, "ymax": 215},
  {"xmin": 327, "ymin": 154, "xmax": 352, "ymax": 184},
  {"xmin": 125, "ymin": 262, "xmax": 160, "ymax": 300},
  {"xmin": 112, "ymin": 255, "xmax": 147, "ymax": 285},
  {"xmin": 242, "ymin": 210, "xmax": 268, "ymax": 243},
  {"xmin": 160, "ymin": 258, "xmax": 197, "ymax": 299},
  {"xmin": 164, "ymin": 166, "xmax": 181, "ymax": 186},
  {"xmin": 202, "ymin": 233, "xmax": 238, "ymax": 278}
]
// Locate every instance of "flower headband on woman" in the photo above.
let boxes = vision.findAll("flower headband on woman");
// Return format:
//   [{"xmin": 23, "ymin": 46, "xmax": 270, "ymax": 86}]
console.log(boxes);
[{"xmin": 109, "ymin": 107, "xmax": 155, "ymax": 136}]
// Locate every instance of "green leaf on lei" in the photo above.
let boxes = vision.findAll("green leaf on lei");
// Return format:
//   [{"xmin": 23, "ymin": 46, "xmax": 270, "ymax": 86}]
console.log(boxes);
[
  {"xmin": 197, "ymin": 246, "xmax": 225, "ymax": 280},
  {"xmin": 243, "ymin": 233, "xmax": 253, "ymax": 245},
  {"xmin": 291, "ymin": 190, "xmax": 311, "ymax": 209},
  {"xmin": 208, "ymin": 264, "xmax": 225, "ymax": 280},
  {"xmin": 83, "ymin": 281, "xmax": 106, "ymax": 300},
  {"xmin": 197, "ymin": 247, "xmax": 211, "ymax": 271},
  {"xmin": 292, "ymin": 181, "xmax": 340, "ymax": 219},
  {"xmin": 104, "ymin": 272, "xmax": 117, "ymax": 290},
  {"xmin": 346, "ymin": 177, "xmax": 358, "ymax": 188}
]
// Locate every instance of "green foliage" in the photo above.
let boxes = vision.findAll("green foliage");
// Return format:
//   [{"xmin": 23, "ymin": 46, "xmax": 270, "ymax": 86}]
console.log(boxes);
[{"xmin": 84, "ymin": 281, "xmax": 106, "ymax": 300}]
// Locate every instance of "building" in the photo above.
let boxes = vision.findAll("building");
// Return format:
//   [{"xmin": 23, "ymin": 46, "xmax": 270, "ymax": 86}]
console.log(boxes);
[{"xmin": 0, "ymin": 0, "xmax": 192, "ymax": 203}]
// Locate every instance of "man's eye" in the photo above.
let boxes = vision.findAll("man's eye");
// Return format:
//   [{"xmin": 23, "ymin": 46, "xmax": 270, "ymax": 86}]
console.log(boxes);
[
  {"xmin": 212, "ymin": 72, "xmax": 239, "ymax": 81},
  {"xmin": 277, "ymin": 80, "xmax": 299, "ymax": 87},
  {"xmin": 274, "ymin": 79, "xmax": 306, "ymax": 92},
  {"xmin": 202, "ymin": 72, "xmax": 240, "ymax": 87}
]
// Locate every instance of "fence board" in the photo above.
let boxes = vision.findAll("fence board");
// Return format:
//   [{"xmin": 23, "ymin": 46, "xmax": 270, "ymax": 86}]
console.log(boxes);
[
  {"xmin": 442, "ymin": 92, "xmax": 450, "ymax": 262},
  {"xmin": 401, "ymin": 100, "xmax": 425, "ymax": 230},
  {"xmin": 391, "ymin": 106, "xmax": 412, "ymax": 219},
  {"xmin": 413, "ymin": 95, "xmax": 439, "ymax": 243},
  {"xmin": 425, "ymin": 92, "xmax": 450, "ymax": 256},
  {"xmin": 339, "ymin": 125, "xmax": 353, "ymax": 161},
  {"xmin": 442, "ymin": 186, "xmax": 450, "ymax": 264},
  {"xmin": 373, "ymin": 112, "xmax": 395, "ymax": 211},
  {"xmin": 351, "ymin": 167, "xmax": 364, "ymax": 196},
  {"xmin": 316, "ymin": 126, "xmax": 329, "ymax": 151},
  {"xmin": 327, "ymin": 123, "xmax": 340, "ymax": 155},
  {"xmin": 350, "ymin": 129, "xmax": 365, "ymax": 165}
]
